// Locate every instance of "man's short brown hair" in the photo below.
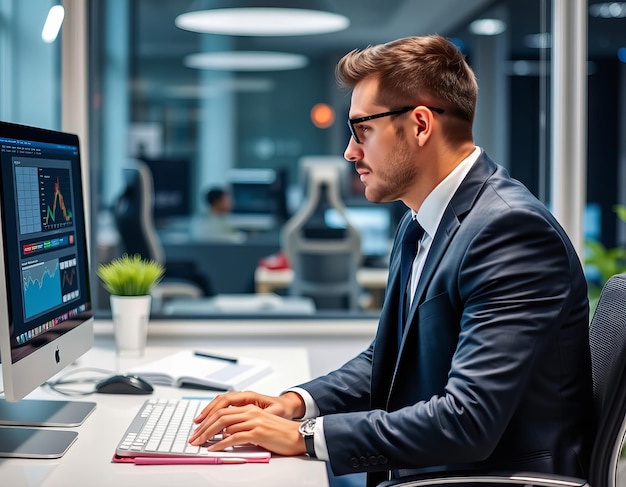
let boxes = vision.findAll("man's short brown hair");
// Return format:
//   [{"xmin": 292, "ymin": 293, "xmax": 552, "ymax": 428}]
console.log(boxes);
[{"xmin": 336, "ymin": 35, "xmax": 478, "ymax": 134}]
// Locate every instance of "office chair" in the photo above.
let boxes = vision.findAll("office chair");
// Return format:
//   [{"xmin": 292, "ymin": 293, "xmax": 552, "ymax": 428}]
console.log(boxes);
[
  {"xmin": 378, "ymin": 272, "xmax": 626, "ymax": 487},
  {"xmin": 282, "ymin": 162, "xmax": 362, "ymax": 311},
  {"xmin": 113, "ymin": 160, "xmax": 208, "ymax": 307}
]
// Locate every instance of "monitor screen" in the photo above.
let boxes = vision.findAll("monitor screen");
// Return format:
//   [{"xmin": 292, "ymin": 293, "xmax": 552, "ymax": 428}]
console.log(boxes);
[
  {"xmin": 0, "ymin": 121, "xmax": 93, "ymax": 402},
  {"xmin": 226, "ymin": 168, "xmax": 288, "ymax": 230},
  {"xmin": 325, "ymin": 206, "xmax": 392, "ymax": 258},
  {"xmin": 228, "ymin": 168, "xmax": 281, "ymax": 215},
  {"xmin": 141, "ymin": 157, "xmax": 191, "ymax": 222}
]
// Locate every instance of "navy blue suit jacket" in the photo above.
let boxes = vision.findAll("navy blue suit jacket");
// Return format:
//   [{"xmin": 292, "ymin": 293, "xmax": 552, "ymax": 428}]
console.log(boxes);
[{"xmin": 297, "ymin": 153, "xmax": 593, "ymax": 486}]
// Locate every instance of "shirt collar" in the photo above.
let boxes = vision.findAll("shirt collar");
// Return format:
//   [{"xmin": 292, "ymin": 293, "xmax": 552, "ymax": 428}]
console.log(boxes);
[{"xmin": 411, "ymin": 146, "xmax": 481, "ymax": 238}]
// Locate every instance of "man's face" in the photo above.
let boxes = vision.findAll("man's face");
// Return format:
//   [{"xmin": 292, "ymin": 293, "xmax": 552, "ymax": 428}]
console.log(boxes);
[
  {"xmin": 215, "ymin": 194, "xmax": 232, "ymax": 214},
  {"xmin": 343, "ymin": 77, "xmax": 418, "ymax": 204}
]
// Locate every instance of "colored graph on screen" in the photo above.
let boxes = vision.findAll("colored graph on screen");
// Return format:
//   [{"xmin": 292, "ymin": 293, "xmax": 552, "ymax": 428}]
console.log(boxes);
[
  {"xmin": 40, "ymin": 168, "xmax": 73, "ymax": 231},
  {"xmin": 22, "ymin": 258, "xmax": 62, "ymax": 319},
  {"xmin": 60, "ymin": 257, "xmax": 80, "ymax": 303}
]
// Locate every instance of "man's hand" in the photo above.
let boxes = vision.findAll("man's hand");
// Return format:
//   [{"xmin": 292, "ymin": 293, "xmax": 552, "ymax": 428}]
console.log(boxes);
[
  {"xmin": 193, "ymin": 390, "xmax": 305, "ymax": 423},
  {"xmin": 189, "ymin": 402, "xmax": 306, "ymax": 456},
  {"xmin": 188, "ymin": 391, "xmax": 308, "ymax": 456}
]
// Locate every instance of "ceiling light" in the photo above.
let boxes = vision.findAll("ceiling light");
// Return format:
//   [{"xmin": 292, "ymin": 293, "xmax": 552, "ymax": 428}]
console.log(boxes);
[
  {"xmin": 589, "ymin": 2, "xmax": 626, "ymax": 18},
  {"xmin": 468, "ymin": 18, "xmax": 506, "ymax": 36},
  {"xmin": 165, "ymin": 79, "xmax": 275, "ymax": 99},
  {"xmin": 41, "ymin": 5, "xmax": 64, "ymax": 43},
  {"xmin": 310, "ymin": 103, "xmax": 335, "ymax": 129},
  {"xmin": 175, "ymin": 7, "xmax": 349, "ymax": 36},
  {"xmin": 184, "ymin": 51, "xmax": 309, "ymax": 71},
  {"xmin": 524, "ymin": 33, "xmax": 552, "ymax": 49}
]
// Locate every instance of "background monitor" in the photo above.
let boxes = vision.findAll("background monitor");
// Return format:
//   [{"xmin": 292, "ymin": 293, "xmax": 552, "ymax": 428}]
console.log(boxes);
[
  {"xmin": 141, "ymin": 156, "xmax": 192, "ymax": 223},
  {"xmin": 325, "ymin": 205, "xmax": 392, "ymax": 260},
  {"xmin": 0, "ymin": 121, "xmax": 95, "ymax": 456},
  {"xmin": 227, "ymin": 168, "xmax": 288, "ymax": 230}
]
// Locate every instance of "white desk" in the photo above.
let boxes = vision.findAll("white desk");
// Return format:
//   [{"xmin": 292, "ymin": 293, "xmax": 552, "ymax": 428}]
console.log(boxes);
[
  {"xmin": 255, "ymin": 266, "xmax": 389, "ymax": 308},
  {"xmin": 160, "ymin": 294, "xmax": 317, "ymax": 316},
  {"xmin": 255, "ymin": 266, "xmax": 388, "ymax": 294},
  {"xmin": 1, "ymin": 335, "xmax": 328, "ymax": 487}
]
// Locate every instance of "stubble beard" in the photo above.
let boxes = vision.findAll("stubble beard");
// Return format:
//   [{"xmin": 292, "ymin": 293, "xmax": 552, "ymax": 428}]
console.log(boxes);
[{"xmin": 363, "ymin": 136, "xmax": 417, "ymax": 204}]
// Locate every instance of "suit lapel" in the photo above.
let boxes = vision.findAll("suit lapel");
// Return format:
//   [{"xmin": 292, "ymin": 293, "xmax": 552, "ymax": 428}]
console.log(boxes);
[
  {"xmin": 370, "ymin": 214, "xmax": 411, "ymax": 408},
  {"xmin": 390, "ymin": 153, "xmax": 498, "ymax": 396}
]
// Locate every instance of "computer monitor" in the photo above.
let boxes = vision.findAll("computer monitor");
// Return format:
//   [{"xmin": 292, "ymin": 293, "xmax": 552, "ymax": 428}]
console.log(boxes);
[
  {"xmin": 227, "ymin": 168, "xmax": 288, "ymax": 230},
  {"xmin": 324, "ymin": 205, "xmax": 392, "ymax": 261},
  {"xmin": 141, "ymin": 156, "xmax": 192, "ymax": 224},
  {"xmin": 0, "ymin": 121, "xmax": 95, "ymax": 457}
]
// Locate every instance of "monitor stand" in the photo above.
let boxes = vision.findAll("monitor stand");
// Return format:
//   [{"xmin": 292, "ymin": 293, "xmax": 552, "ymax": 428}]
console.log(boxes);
[{"xmin": 0, "ymin": 399, "xmax": 96, "ymax": 458}]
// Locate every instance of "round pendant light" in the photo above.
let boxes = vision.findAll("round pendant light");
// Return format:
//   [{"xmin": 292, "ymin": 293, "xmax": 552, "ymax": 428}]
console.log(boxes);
[
  {"xmin": 175, "ymin": 6, "xmax": 349, "ymax": 36},
  {"xmin": 184, "ymin": 51, "xmax": 308, "ymax": 71}
]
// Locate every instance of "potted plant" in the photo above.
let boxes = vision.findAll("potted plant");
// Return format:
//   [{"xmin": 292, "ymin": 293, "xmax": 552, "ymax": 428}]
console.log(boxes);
[
  {"xmin": 97, "ymin": 253, "xmax": 165, "ymax": 296},
  {"xmin": 97, "ymin": 254, "xmax": 165, "ymax": 357},
  {"xmin": 585, "ymin": 204, "xmax": 626, "ymax": 312}
]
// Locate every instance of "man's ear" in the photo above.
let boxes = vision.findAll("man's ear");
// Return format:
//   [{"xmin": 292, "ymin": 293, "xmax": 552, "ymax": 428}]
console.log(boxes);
[{"xmin": 412, "ymin": 106, "xmax": 435, "ymax": 146}]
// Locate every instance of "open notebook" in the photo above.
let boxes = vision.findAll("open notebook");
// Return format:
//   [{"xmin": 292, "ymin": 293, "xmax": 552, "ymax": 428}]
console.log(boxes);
[{"xmin": 128, "ymin": 350, "xmax": 272, "ymax": 392}]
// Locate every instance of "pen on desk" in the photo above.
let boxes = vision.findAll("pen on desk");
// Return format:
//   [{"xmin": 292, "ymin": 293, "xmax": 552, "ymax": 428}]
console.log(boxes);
[
  {"xmin": 134, "ymin": 457, "xmax": 247, "ymax": 466},
  {"xmin": 194, "ymin": 351, "xmax": 238, "ymax": 363}
]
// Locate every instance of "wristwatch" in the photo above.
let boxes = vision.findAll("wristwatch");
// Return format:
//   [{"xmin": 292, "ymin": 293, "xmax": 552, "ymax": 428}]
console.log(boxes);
[{"xmin": 298, "ymin": 418, "xmax": 317, "ymax": 458}]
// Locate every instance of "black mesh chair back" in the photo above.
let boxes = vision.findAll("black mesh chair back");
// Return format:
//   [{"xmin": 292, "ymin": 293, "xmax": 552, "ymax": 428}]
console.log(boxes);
[
  {"xmin": 112, "ymin": 161, "xmax": 210, "ymax": 300},
  {"xmin": 588, "ymin": 273, "xmax": 626, "ymax": 487},
  {"xmin": 114, "ymin": 164, "xmax": 159, "ymax": 262}
]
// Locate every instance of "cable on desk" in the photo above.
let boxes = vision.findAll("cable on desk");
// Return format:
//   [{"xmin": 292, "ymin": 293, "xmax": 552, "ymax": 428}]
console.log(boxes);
[{"xmin": 45, "ymin": 367, "xmax": 116, "ymax": 396}]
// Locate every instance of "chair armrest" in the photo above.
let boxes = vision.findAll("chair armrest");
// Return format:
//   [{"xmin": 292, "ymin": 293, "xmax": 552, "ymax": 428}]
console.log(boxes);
[{"xmin": 377, "ymin": 471, "xmax": 588, "ymax": 487}]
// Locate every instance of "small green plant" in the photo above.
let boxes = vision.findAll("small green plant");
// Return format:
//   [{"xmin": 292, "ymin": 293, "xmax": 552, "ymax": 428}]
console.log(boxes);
[
  {"xmin": 585, "ymin": 204, "xmax": 626, "ymax": 303},
  {"xmin": 97, "ymin": 254, "xmax": 165, "ymax": 296}
]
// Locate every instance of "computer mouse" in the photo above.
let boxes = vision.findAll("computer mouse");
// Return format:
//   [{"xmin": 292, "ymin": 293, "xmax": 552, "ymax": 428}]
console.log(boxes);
[{"xmin": 95, "ymin": 374, "xmax": 154, "ymax": 395}]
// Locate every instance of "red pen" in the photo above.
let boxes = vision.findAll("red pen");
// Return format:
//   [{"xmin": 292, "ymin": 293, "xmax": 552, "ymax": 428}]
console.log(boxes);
[{"xmin": 134, "ymin": 456, "xmax": 248, "ymax": 465}]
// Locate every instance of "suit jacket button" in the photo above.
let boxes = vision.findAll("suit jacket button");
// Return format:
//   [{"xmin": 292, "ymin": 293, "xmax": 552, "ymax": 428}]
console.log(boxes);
[
  {"xmin": 359, "ymin": 456, "xmax": 369, "ymax": 466},
  {"xmin": 377, "ymin": 455, "xmax": 388, "ymax": 465},
  {"xmin": 350, "ymin": 457, "xmax": 359, "ymax": 468}
]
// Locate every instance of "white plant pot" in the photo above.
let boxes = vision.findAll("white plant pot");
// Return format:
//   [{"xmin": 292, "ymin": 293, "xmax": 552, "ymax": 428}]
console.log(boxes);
[{"xmin": 110, "ymin": 295, "xmax": 152, "ymax": 357}]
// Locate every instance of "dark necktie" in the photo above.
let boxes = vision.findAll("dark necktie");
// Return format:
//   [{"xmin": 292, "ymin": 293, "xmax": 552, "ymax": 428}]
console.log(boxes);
[{"xmin": 398, "ymin": 219, "xmax": 424, "ymax": 346}]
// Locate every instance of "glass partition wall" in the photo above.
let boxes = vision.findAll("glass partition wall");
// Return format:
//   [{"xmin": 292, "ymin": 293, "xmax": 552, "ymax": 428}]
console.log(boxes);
[
  {"xmin": 3, "ymin": 0, "xmax": 625, "ymax": 319},
  {"xmin": 85, "ymin": 0, "xmax": 557, "ymax": 318}
]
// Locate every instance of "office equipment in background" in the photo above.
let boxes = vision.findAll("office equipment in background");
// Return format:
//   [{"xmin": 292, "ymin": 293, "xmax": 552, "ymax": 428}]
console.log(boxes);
[
  {"xmin": 141, "ymin": 156, "xmax": 192, "ymax": 225},
  {"xmin": 0, "ymin": 121, "xmax": 96, "ymax": 457},
  {"xmin": 325, "ymin": 205, "xmax": 392, "ymax": 266},
  {"xmin": 298, "ymin": 156, "xmax": 352, "ymax": 203},
  {"xmin": 160, "ymin": 294, "xmax": 316, "ymax": 316},
  {"xmin": 227, "ymin": 167, "xmax": 288, "ymax": 231},
  {"xmin": 282, "ymin": 160, "xmax": 362, "ymax": 311},
  {"xmin": 128, "ymin": 349, "xmax": 272, "ymax": 391},
  {"xmin": 113, "ymin": 160, "xmax": 209, "ymax": 303}
]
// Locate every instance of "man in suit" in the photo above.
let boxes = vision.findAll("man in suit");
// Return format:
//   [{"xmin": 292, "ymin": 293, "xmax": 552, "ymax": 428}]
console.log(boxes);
[{"xmin": 189, "ymin": 35, "xmax": 593, "ymax": 486}]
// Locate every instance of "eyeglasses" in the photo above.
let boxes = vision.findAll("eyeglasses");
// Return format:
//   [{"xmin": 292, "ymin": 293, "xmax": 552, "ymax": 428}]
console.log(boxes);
[{"xmin": 347, "ymin": 105, "xmax": 445, "ymax": 144}]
